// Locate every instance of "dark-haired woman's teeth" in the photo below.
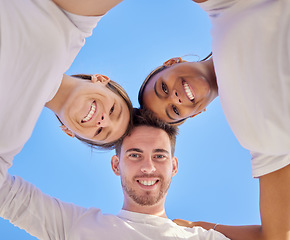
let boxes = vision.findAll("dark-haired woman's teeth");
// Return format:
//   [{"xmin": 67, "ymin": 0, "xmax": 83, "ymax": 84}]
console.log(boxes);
[
  {"xmin": 183, "ymin": 82, "xmax": 195, "ymax": 101},
  {"xmin": 82, "ymin": 101, "xmax": 96, "ymax": 123}
]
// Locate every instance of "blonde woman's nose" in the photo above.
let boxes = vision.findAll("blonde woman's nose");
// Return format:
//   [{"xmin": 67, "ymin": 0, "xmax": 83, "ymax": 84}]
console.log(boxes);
[{"xmin": 97, "ymin": 113, "xmax": 112, "ymax": 127}]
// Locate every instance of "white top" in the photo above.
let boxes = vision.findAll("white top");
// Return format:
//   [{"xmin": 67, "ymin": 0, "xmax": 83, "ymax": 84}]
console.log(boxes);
[
  {"xmin": 198, "ymin": 0, "xmax": 290, "ymax": 177},
  {"xmin": 0, "ymin": 0, "xmax": 102, "ymax": 174},
  {"xmin": 0, "ymin": 174, "xmax": 229, "ymax": 240}
]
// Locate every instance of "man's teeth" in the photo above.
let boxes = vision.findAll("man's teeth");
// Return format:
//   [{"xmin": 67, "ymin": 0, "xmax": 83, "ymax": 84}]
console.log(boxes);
[
  {"xmin": 183, "ymin": 82, "xmax": 195, "ymax": 101},
  {"xmin": 139, "ymin": 180, "xmax": 157, "ymax": 186},
  {"xmin": 82, "ymin": 101, "xmax": 96, "ymax": 123}
]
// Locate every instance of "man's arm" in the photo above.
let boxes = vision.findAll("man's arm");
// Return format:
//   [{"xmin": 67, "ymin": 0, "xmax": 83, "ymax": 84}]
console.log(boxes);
[
  {"xmin": 259, "ymin": 164, "xmax": 290, "ymax": 240},
  {"xmin": 52, "ymin": 0, "xmax": 123, "ymax": 16},
  {"xmin": 173, "ymin": 219, "xmax": 263, "ymax": 240}
]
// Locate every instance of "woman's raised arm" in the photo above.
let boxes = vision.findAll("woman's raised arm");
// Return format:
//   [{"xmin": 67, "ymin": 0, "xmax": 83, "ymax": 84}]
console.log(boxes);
[{"xmin": 52, "ymin": 0, "xmax": 123, "ymax": 16}]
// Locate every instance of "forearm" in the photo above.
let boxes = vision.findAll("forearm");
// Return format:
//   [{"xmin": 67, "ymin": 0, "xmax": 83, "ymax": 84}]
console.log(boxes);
[
  {"xmin": 52, "ymin": 0, "xmax": 123, "ymax": 16},
  {"xmin": 259, "ymin": 164, "xmax": 290, "ymax": 240},
  {"xmin": 211, "ymin": 223, "xmax": 263, "ymax": 240},
  {"xmin": 173, "ymin": 220, "xmax": 263, "ymax": 240}
]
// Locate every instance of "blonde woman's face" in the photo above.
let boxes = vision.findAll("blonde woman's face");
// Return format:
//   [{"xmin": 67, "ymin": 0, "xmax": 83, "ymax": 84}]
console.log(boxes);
[{"xmin": 59, "ymin": 78, "xmax": 130, "ymax": 144}]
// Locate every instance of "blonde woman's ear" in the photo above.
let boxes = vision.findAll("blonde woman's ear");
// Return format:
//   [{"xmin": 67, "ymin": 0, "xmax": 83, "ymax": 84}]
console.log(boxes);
[
  {"xmin": 91, "ymin": 74, "xmax": 110, "ymax": 84},
  {"xmin": 60, "ymin": 125, "xmax": 75, "ymax": 138}
]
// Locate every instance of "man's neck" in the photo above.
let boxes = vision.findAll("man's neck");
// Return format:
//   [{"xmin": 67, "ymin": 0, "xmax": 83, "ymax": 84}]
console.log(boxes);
[{"xmin": 122, "ymin": 202, "xmax": 167, "ymax": 218}]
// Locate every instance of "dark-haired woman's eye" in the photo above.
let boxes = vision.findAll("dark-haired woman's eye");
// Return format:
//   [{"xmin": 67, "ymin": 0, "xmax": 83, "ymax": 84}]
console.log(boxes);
[
  {"xmin": 161, "ymin": 82, "xmax": 168, "ymax": 94},
  {"xmin": 109, "ymin": 103, "xmax": 115, "ymax": 115},
  {"xmin": 172, "ymin": 105, "xmax": 180, "ymax": 115}
]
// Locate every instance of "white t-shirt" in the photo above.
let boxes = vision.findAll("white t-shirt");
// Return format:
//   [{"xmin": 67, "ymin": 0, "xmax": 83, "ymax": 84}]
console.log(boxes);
[
  {"xmin": 198, "ymin": 0, "xmax": 290, "ymax": 177},
  {"xmin": 0, "ymin": 0, "xmax": 102, "ymax": 174},
  {"xmin": 0, "ymin": 174, "xmax": 229, "ymax": 240}
]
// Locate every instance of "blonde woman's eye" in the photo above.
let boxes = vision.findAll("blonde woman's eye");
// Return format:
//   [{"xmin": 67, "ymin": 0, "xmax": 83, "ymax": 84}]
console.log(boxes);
[
  {"xmin": 109, "ymin": 103, "xmax": 115, "ymax": 115},
  {"xmin": 172, "ymin": 105, "xmax": 180, "ymax": 115},
  {"xmin": 95, "ymin": 127, "xmax": 103, "ymax": 136},
  {"xmin": 161, "ymin": 82, "xmax": 168, "ymax": 94}
]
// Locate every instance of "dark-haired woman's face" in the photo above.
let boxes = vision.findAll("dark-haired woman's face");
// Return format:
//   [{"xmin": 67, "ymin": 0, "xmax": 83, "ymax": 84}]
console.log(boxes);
[
  {"xmin": 59, "ymin": 78, "xmax": 130, "ymax": 144},
  {"xmin": 142, "ymin": 62, "xmax": 216, "ymax": 123}
]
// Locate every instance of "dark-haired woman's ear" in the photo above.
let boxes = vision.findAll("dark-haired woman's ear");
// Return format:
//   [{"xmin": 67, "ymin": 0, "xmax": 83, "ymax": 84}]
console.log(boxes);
[
  {"xmin": 91, "ymin": 74, "xmax": 110, "ymax": 84},
  {"xmin": 60, "ymin": 125, "xmax": 75, "ymax": 138},
  {"xmin": 163, "ymin": 57, "xmax": 183, "ymax": 67}
]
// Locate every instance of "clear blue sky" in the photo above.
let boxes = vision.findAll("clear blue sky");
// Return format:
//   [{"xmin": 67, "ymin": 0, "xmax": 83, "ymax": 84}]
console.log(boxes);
[{"xmin": 1, "ymin": 0, "xmax": 261, "ymax": 239}]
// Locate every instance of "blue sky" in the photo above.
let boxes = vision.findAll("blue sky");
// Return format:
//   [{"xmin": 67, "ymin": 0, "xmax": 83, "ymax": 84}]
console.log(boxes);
[{"xmin": 1, "ymin": 0, "xmax": 261, "ymax": 239}]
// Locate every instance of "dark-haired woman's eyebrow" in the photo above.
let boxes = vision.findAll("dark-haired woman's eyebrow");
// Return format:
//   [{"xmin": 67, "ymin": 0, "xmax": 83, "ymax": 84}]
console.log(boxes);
[
  {"xmin": 165, "ymin": 108, "xmax": 176, "ymax": 121},
  {"xmin": 154, "ymin": 81, "xmax": 163, "ymax": 98}
]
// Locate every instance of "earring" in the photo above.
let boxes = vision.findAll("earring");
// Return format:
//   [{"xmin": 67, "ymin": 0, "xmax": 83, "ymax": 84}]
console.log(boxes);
[
  {"xmin": 190, "ymin": 108, "xmax": 206, "ymax": 118},
  {"xmin": 60, "ymin": 125, "xmax": 75, "ymax": 138},
  {"xmin": 163, "ymin": 57, "xmax": 183, "ymax": 67}
]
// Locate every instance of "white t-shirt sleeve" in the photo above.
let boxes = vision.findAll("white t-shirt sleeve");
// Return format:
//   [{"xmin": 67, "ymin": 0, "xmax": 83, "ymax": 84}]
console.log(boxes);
[
  {"xmin": 0, "ymin": 174, "xmax": 87, "ymax": 240},
  {"xmin": 62, "ymin": 10, "xmax": 103, "ymax": 36}
]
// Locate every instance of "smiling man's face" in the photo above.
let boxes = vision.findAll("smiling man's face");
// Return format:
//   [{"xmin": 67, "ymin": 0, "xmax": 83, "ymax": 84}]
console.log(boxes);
[{"xmin": 111, "ymin": 126, "xmax": 178, "ymax": 210}]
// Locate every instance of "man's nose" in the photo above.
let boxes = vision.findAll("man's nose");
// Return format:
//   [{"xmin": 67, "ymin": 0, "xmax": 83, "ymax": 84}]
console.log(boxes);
[
  {"xmin": 97, "ymin": 113, "xmax": 112, "ymax": 127},
  {"xmin": 141, "ymin": 158, "xmax": 156, "ymax": 174}
]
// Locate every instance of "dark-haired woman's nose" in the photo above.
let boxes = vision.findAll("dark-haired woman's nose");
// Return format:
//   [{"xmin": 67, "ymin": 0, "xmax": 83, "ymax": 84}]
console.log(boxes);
[{"xmin": 171, "ymin": 90, "xmax": 182, "ymax": 104}]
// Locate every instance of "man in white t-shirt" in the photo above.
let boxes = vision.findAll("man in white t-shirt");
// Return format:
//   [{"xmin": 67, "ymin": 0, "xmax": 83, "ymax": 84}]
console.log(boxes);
[
  {"xmin": 0, "ymin": 109, "xmax": 229, "ymax": 240},
  {"xmin": 0, "ymin": 108, "xmax": 269, "ymax": 240}
]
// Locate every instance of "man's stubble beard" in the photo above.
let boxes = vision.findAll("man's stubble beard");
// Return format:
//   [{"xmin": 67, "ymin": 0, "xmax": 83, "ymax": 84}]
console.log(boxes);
[{"xmin": 121, "ymin": 174, "xmax": 171, "ymax": 206}]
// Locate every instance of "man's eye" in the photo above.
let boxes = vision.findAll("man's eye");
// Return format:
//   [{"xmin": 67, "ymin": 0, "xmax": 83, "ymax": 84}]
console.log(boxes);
[
  {"xmin": 161, "ymin": 82, "xmax": 168, "ymax": 94},
  {"xmin": 109, "ymin": 104, "xmax": 115, "ymax": 115},
  {"xmin": 129, "ymin": 153, "xmax": 140, "ymax": 158},
  {"xmin": 172, "ymin": 105, "xmax": 179, "ymax": 115},
  {"xmin": 155, "ymin": 155, "xmax": 165, "ymax": 159}
]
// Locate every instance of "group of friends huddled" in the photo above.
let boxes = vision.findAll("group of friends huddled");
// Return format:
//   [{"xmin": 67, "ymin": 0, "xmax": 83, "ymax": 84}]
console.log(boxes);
[{"xmin": 0, "ymin": 0, "xmax": 289, "ymax": 240}]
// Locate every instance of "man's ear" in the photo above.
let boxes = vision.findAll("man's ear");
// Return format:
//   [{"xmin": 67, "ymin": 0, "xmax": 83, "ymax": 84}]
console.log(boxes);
[
  {"xmin": 91, "ymin": 74, "xmax": 110, "ymax": 84},
  {"xmin": 60, "ymin": 125, "xmax": 75, "ymax": 138},
  {"xmin": 111, "ymin": 155, "xmax": 120, "ymax": 176},
  {"xmin": 172, "ymin": 156, "xmax": 179, "ymax": 177}
]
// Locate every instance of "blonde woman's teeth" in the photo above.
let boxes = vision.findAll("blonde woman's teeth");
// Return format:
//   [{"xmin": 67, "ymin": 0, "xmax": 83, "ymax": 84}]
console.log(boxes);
[{"xmin": 81, "ymin": 101, "xmax": 96, "ymax": 123}]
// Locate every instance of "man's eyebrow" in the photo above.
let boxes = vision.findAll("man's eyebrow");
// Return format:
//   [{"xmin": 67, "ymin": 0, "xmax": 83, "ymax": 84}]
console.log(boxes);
[
  {"xmin": 153, "ymin": 149, "xmax": 169, "ymax": 154},
  {"xmin": 165, "ymin": 108, "xmax": 176, "ymax": 121},
  {"xmin": 126, "ymin": 148, "xmax": 143, "ymax": 153},
  {"xmin": 154, "ymin": 81, "xmax": 162, "ymax": 98}
]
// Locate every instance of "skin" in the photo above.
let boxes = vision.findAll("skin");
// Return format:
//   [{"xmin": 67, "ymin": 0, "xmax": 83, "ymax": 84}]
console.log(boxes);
[
  {"xmin": 111, "ymin": 126, "xmax": 178, "ymax": 218},
  {"xmin": 52, "ymin": 0, "xmax": 123, "ymax": 16},
  {"xmin": 142, "ymin": 59, "xmax": 218, "ymax": 123},
  {"xmin": 45, "ymin": 74, "xmax": 130, "ymax": 144}
]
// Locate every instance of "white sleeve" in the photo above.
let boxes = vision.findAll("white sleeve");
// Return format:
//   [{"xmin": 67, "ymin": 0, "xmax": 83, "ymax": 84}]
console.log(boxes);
[{"xmin": 0, "ymin": 174, "xmax": 87, "ymax": 240}]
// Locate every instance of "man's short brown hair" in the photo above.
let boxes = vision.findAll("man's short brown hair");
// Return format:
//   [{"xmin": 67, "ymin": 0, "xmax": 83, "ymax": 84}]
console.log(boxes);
[{"xmin": 115, "ymin": 108, "xmax": 178, "ymax": 156}]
